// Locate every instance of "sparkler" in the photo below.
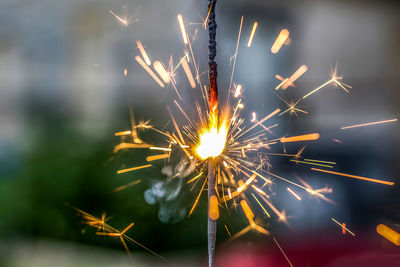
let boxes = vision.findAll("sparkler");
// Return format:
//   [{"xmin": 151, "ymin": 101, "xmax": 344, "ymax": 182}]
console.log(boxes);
[{"xmin": 75, "ymin": 1, "xmax": 400, "ymax": 265}]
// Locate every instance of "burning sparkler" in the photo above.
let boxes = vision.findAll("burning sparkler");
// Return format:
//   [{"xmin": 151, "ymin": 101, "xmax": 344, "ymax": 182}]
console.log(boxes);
[{"xmin": 72, "ymin": 1, "xmax": 399, "ymax": 265}]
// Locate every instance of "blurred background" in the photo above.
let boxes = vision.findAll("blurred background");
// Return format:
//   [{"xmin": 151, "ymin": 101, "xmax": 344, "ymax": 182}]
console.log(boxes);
[{"xmin": 0, "ymin": 0, "xmax": 399, "ymax": 266}]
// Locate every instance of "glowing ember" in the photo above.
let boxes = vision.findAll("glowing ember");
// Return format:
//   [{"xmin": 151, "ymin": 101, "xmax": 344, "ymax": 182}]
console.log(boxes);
[{"xmin": 196, "ymin": 120, "xmax": 228, "ymax": 159}]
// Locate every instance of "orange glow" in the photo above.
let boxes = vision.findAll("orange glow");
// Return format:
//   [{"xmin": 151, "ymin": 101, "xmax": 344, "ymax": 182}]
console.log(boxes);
[
  {"xmin": 247, "ymin": 22, "xmax": 258, "ymax": 47},
  {"xmin": 136, "ymin": 41, "xmax": 151, "ymax": 65},
  {"xmin": 312, "ymin": 168, "xmax": 395, "ymax": 186},
  {"xmin": 177, "ymin": 14, "xmax": 188, "ymax": 44},
  {"xmin": 280, "ymin": 133, "xmax": 320, "ymax": 143},
  {"xmin": 282, "ymin": 65, "xmax": 308, "ymax": 90},
  {"xmin": 209, "ymin": 195, "xmax": 220, "ymax": 220},
  {"xmin": 135, "ymin": 56, "xmax": 164, "ymax": 88},
  {"xmin": 340, "ymin": 118, "xmax": 398, "ymax": 130},
  {"xmin": 181, "ymin": 57, "xmax": 196, "ymax": 88},
  {"xmin": 153, "ymin": 61, "xmax": 171, "ymax": 83},
  {"xmin": 146, "ymin": 154, "xmax": 170, "ymax": 162},
  {"xmin": 240, "ymin": 200, "xmax": 255, "ymax": 225},
  {"xmin": 342, "ymin": 223, "xmax": 346, "ymax": 235},
  {"xmin": 114, "ymin": 143, "xmax": 152, "ymax": 153},
  {"xmin": 271, "ymin": 29, "xmax": 289, "ymax": 54},
  {"xmin": 123, "ymin": 68, "xmax": 128, "ymax": 76},
  {"xmin": 117, "ymin": 164, "xmax": 152, "ymax": 174},
  {"xmin": 377, "ymin": 224, "xmax": 400, "ymax": 246},
  {"xmin": 287, "ymin": 187, "xmax": 301, "ymax": 200},
  {"xmin": 115, "ymin": 130, "xmax": 132, "ymax": 136}
]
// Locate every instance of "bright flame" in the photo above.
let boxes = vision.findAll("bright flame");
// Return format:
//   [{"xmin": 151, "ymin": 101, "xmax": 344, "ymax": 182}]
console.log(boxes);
[{"xmin": 196, "ymin": 120, "xmax": 228, "ymax": 159}]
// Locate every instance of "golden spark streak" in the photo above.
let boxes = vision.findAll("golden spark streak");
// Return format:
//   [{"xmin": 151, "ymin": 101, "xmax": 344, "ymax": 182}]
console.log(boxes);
[
  {"xmin": 340, "ymin": 118, "xmax": 398, "ymax": 130},
  {"xmin": 275, "ymin": 78, "xmax": 289, "ymax": 90},
  {"xmin": 290, "ymin": 159, "xmax": 333, "ymax": 168},
  {"xmin": 188, "ymin": 177, "xmax": 208, "ymax": 217},
  {"xmin": 282, "ymin": 65, "xmax": 308, "ymax": 90},
  {"xmin": 149, "ymin": 147, "xmax": 172, "ymax": 152},
  {"xmin": 187, "ymin": 172, "xmax": 203, "ymax": 184},
  {"xmin": 377, "ymin": 224, "xmax": 400, "ymax": 246},
  {"xmin": 114, "ymin": 143, "xmax": 152, "ymax": 153},
  {"xmin": 146, "ymin": 154, "xmax": 170, "ymax": 162},
  {"xmin": 209, "ymin": 195, "xmax": 220, "ymax": 220},
  {"xmin": 117, "ymin": 164, "xmax": 152, "ymax": 174},
  {"xmin": 181, "ymin": 57, "xmax": 196, "ymax": 88},
  {"xmin": 220, "ymin": 173, "xmax": 257, "ymax": 202},
  {"xmin": 311, "ymin": 168, "xmax": 394, "ymax": 186},
  {"xmin": 247, "ymin": 22, "xmax": 258, "ymax": 47},
  {"xmin": 273, "ymin": 237, "xmax": 294, "ymax": 267},
  {"xmin": 251, "ymin": 193, "xmax": 270, "ymax": 217},
  {"xmin": 108, "ymin": 10, "xmax": 128, "ymax": 26},
  {"xmin": 224, "ymin": 225, "xmax": 232, "ymax": 238},
  {"xmin": 304, "ymin": 159, "xmax": 336, "ymax": 165},
  {"xmin": 331, "ymin": 218, "xmax": 355, "ymax": 236},
  {"xmin": 280, "ymin": 133, "xmax": 320, "ymax": 143},
  {"xmin": 136, "ymin": 41, "xmax": 151, "ymax": 65},
  {"xmin": 271, "ymin": 29, "xmax": 289, "ymax": 54},
  {"xmin": 177, "ymin": 14, "xmax": 188, "ymax": 44},
  {"xmin": 113, "ymin": 179, "xmax": 142, "ymax": 193},
  {"xmin": 115, "ymin": 130, "xmax": 132, "ymax": 136},
  {"xmin": 153, "ymin": 61, "xmax": 171, "ymax": 83},
  {"xmin": 287, "ymin": 187, "xmax": 301, "ymax": 200},
  {"xmin": 240, "ymin": 199, "xmax": 255, "ymax": 225},
  {"xmin": 135, "ymin": 56, "xmax": 164, "ymax": 88}
]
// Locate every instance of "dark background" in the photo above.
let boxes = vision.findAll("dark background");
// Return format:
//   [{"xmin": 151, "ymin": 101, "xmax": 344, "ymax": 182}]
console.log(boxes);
[{"xmin": 0, "ymin": 0, "xmax": 399, "ymax": 266}]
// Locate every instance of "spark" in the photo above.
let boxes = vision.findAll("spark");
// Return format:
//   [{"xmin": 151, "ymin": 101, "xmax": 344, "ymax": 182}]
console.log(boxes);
[
  {"xmin": 251, "ymin": 193, "xmax": 270, "ymax": 217},
  {"xmin": 109, "ymin": 9, "xmax": 129, "ymax": 27},
  {"xmin": 282, "ymin": 65, "xmax": 308, "ymax": 90},
  {"xmin": 115, "ymin": 130, "xmax": 132, "ymax": 136},
  {"xmin": 247, "ymin": 22, "xmax": 258, "ymax": 47},
  {"xmin": 331, "ymin": 218, "xmax": 355, "ymax": 236},
  {"xmin": 342, "ymin": 223, "xmax": 346, "ymax": 235},
  {"xmin": 149, "ymin": 147, "xmax": 172, "ymax": 152},
  {"xmin": 113, "ymin": 179, "xmax": 142, "ymax": 193},
  {"xmin": 340, "ymin": 118, "xmax": 398, "ymax": 130},
  {"xmin": 234, "ymin": 84, "xmax": 242, "ymax": 98},
  {"xmin": 303, "ymin": 67, "xmax": 351, "ymax": 99},
  {"xmin": 224, "ymin": 225, "xmax": 232, "ymax": 238},
  {"xmin": 135, "ymin": 56, "xmax": 165, "ymax": 88},
  {"xmin": 273, "ymin": 237, "xmax": 294, "ymax": 267},
  {"xmin": 123, "ymin": 68, "xmax": 128, "ymax": 76},
  {"xmin": 114, "ymin": 143, "xmax": 152, "ymax": 153},
  {"xmin": 146, "ymin": 154, "xmax": 170, "ymax": 162},
  {"xmin": 181, "ymin": 57, "xmax": 196, "ymax": 88},
  {"xmin": 228, "ymin": 16, "xmax": 244, "ymax": 97},
  {"xmin": 153, "ymin": 61, "xmax": 171, "ymax": 83},
  {"xmin": 188, "ymin": 177, "xmax": 208, "ymax": 216},
  {"xmin": 311, "ymin": 168, "xmax": 395, "ymax": 186},
  {"xmin": 177, "ymin": 14, "xmax": 188, "ymax": 44},
  {"xmin": 136, "ymin": 41, "xmax": 151, "ymax": 65},
  {"xmin": 240, "ymin": 199, "xmax": 255, "ymax": 225},
  {"xmin": 287, "ymin": 187, "xmax": 302, "ymax": 200},
  {"xmin": 290, "ymin": 159, "xmax": 333, "ymax": 168},
  {"xmin": 251, "ymin": 112, "xmax": 257, "ymax": 122},
  {"xmin": 187, "ymin": 172, "xmax": 203, "ymax": 184},
  {"xmin": 275, "ymin": 77, "xmax": 289, "ymax": 90},
  {"xmin": 304, "ymin": 159, "xmax": 336, "ymax": 165},
  {"xmin": 117, "ymin": 164, "xmax": 152, "ymax": 174},
  {"xmin": 377, "ymin": 224, "xmax": 400, "ymax": 246},
  {"xmin": 271, "ymin": 29, "xmax": 289, "ymax": 54},
  {"xmin": 280, "ymin": 133, "xmax": 320, "ymax": 143},
  {"xmin": 278, "ymin": 98, "xmax": 308, "ymax": 117}
]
